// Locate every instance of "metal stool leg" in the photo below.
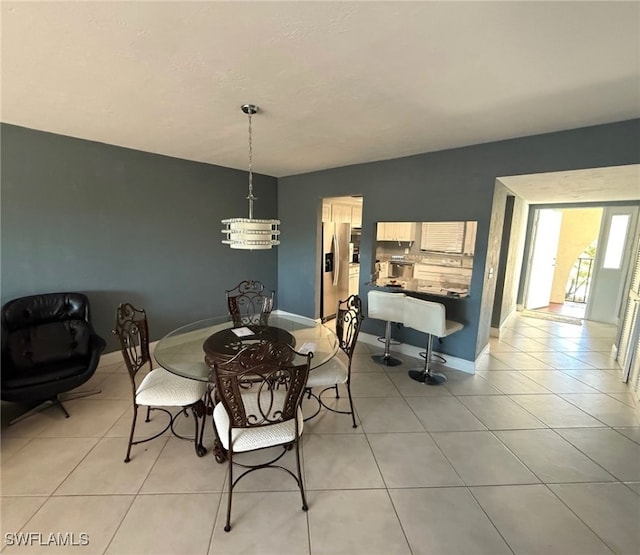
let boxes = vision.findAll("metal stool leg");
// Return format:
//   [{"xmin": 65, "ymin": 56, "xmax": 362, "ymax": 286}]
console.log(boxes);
[
  {"xmin": 409, "ymin": 334, "xmax": 447, "ymax": 385},
  {"xmin": 371, "ymin": 320, "xmax": 402, "ymax": 366}
]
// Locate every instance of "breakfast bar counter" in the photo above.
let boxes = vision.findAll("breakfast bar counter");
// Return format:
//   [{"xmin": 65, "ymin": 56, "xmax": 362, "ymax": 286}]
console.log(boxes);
[{"xmin": 369, "ymin": 279, "xmax": 469, "ymax": 298}]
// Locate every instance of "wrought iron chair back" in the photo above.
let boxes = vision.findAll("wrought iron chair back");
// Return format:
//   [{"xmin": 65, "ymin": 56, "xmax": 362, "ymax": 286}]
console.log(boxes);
[
  {"xmin": 213, "ymin": 342, "xmax": 311, "ymax": 429},
  {"xmin": 335, "ymin": 294, "xmax": 364, "ymax": 360},
  {"xmin": 225, "ymin": 280, "xmax": 274, "ymax": 327},
  {"xmin": 113, "ymin": 302, "xmax": 152, "ymax": 381}
]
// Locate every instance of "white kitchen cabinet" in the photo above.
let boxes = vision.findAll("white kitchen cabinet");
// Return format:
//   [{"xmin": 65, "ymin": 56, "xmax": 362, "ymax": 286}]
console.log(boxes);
[
  {"xmin": 331, "ymin": 203, "xmax": 352, "ymax": 224},
  {"xmin": 322, "ymin": 202, "xmax": 331, "ymax": 223},
  {"xmin": 351, "ymin": 204, "xmax": 363, "ymax": 228},
  {"xmin": 323, "ymin": 198, "xmax": 363, "ymax": 227},
  {"xmin": 377, "ymin": 222, "xmax": 416, "ymax": 242},
  {"xmin": 397, "ymin": 223, "xmax": 416, "ymax": 241},
  {"xmin": 376, "ymin": 222, "xmax": 391, "ymax": 240},
  {"xmin": 348, "ymin": 265, "xmax": 360, "ymax": 296}
]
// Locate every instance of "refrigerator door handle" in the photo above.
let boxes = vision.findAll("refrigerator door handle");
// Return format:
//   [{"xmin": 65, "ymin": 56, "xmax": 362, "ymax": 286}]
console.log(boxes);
[{"xmin": 333, "ymin": 232, "xmax": 340, "ymax": 286}]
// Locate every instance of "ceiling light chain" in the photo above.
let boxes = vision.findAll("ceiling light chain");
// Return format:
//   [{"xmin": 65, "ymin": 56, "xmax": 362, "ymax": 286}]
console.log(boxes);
[
  {"xmin": 246, "ymin": 104, "xmax": 255, "ymax": 219},
  {"xmin": 221, "ymin": 104, "xmax": 280, "ymax": 250}
]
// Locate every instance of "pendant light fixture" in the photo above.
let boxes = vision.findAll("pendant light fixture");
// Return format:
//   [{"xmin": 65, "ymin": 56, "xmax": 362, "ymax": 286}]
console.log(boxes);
[{"xmin": 221, "ymin": 104, "xmax": 280, "ymax": 250}]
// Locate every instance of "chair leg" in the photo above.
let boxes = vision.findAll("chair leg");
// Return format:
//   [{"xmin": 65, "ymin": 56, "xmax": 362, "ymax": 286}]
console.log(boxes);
[
  {"xmin": 7, "ymin": 389, "xmax": 97, "ymax": 425},
  {"xmin": 7, "ymin": 399, "xmax": 56, "ymax": 426},
  {"xmin": 334, "ymin": 384, "xmax": 340, "ymax": 399},
  {"xmin": 302, "ymin": 388, "xmax": 322, "ymax": 422},
  {"xmin": 295, "ymin": 438, "xmax": 308, "ymax": 511},
  {"xmin": 408, "ymin": 335, "xmax": 447, "ymax": 385},
  {"xmin": 424, "ymin": 333, "xmax": 447, "ymax": 385},
  {"xmin": 224, "ymin": 450, "xmax": 234, "ymax": 532},
  {"xmin": 418, "ymin": 338, "xmax": 447, "ymax": 365},
  {"xmin": 371, "ymin": 320, "xmax": 402, "ymax": 366},
  {"xmin": 125, "ymin": 405, "xmax": 139, "ymax": 463},
  {"xmin": 345, "ymin": 380, "xmax": 357, "ymax": 428},
  {"xmin": 55, "ymin": 398, "xmax": 71, "ymax": 418},
  {"xmin": 305, "ymin": 381, "xmax": 358, "ymax": 425},
  {"xmin": 145, "ymin": 405, "xmax": 151, "ymax": 423},
  {"xmin": 61, "ymin": 388, "xmax": 102, "ymax": 402}
]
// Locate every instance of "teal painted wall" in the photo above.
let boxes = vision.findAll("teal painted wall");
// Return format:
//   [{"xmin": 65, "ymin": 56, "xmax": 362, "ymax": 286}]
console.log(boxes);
[
  {"xmin": 1, "ymin": 124, "xmax": 278, "ymax": 350},
  {"xmin": 277, "ymin": 120, "xmax": 640, "ymax": 361},
  {"xmin": 3, "ymin": 120, "xmax": 639, "ymax": 360}
]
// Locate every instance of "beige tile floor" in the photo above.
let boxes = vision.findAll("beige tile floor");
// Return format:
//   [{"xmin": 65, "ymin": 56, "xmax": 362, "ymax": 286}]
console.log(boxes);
[{"xmin": 1, "ymin": 313, "xmax": 639, "ymax": 554}]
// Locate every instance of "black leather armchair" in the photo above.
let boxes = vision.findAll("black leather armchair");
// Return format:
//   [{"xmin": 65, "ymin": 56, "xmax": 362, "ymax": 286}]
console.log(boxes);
[{"xmin": 1, "ymin": 292, "xmax": 106, "ymax": 424}]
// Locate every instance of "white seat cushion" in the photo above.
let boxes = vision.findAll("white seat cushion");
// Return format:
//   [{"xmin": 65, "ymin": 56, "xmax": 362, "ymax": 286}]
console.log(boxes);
[
  {"xmin": 305, "ymin": 357, "xmax": 348, "ymax": 388},
  {"xmin": 213, "ymin": 390, "xmax": 304, "ymax": 452},
  {"xmin": 135, "ymin": 367, "xmax": 207, "ymax": 407},
  {"xmin": 444, "ymin": 319, "xmax": 464, "ymax": 337}
]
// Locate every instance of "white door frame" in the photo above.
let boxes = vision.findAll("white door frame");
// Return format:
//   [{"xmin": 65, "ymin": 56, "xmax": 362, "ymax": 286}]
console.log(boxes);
[
  {"xmin": 586, "ymin": 206, "xmax": 639, "ymax": 324},
  {"xmin": 524, "ymin": 209, "xmax": 563, "ymax": 310},
  {"xmin": 620, "ymin": 291, "xmax": 640, "ymax": 381},
  {"xmin": 616, "ymin": 232, "xmax": 640, "ymax": 380}
]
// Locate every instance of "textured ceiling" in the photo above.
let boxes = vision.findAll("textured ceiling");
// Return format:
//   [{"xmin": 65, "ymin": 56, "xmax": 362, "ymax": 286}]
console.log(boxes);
[
  {"xmin": 499, "ymin": 165, "xmax": 640, "ymax": 204},
  {"xmin": 1, "ymin": 2, "xmax": 639, "ymax": 178}
]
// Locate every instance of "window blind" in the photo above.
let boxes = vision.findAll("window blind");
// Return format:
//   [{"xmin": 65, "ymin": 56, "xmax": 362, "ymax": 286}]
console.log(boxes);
[{"xmin": 420, "ymin": 222, "xmax": 465, "ymax": 253}]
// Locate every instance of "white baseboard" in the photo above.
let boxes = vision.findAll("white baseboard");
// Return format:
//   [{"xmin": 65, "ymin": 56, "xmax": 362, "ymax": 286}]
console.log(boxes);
[
  {"xmin": 476, "ymin": 343, "xmax": 490, "ymax": 360},
  {"xmin": 358, "ymin": 331, "xmax": 476, "ymax": 374},
  {"xmin": 98, "ymin": 349, "xmax": 123, "ymax": 367},
  {"xmin": 491, "ymin": 307, "xmax": 519, "ymax": 338}
]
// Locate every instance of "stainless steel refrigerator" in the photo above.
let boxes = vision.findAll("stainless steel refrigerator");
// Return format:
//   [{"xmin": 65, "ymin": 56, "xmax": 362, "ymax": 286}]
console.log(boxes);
[{"xmin": 321, "ymin": 222, "xmax": 350, "ymax": 321}]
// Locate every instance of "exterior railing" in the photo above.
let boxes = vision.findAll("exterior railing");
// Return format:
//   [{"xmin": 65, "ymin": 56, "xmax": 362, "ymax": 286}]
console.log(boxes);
[{"xmin": 565, "ymin": 257, "xmax": 594, "ymax": 304}]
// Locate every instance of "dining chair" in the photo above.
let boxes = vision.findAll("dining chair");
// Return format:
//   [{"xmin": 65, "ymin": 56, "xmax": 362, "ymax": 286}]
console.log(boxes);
[
  {"xmin": 211, "ymin": 342, "xmax": 312, "ymax": 532},
  {"xmin": 225, "ymin": 280, "xmax": 274, "ymax": 327},
  {"xmin": 305, "ymin": 294, "xmax": 363, "ymax": 428},
  {"xmin": 113, "ymin": 302, "xmax": 208, "ymax": 463}
]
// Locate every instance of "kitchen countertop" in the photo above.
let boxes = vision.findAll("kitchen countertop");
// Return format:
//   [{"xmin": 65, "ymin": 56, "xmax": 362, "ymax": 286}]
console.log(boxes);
[{"xmin": 369, "ymin": 278, "xmax": 469, "ymax": 298}]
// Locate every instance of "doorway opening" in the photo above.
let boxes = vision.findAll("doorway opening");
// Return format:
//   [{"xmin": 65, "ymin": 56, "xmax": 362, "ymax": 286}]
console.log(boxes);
[
  {"xmin": 559, "ymin": 241, "xmax": 597, "ymax": 318},
  {"xmin": 524, "ymin": 207, "xmax": 602, "ymax": 322},
  {"xmin": 523, "ymin": 204, "xmax": 639, "ymax": 326},
  {"xmin": 319, "ymin": 195, "xmax": 363, "ymax": 322}
]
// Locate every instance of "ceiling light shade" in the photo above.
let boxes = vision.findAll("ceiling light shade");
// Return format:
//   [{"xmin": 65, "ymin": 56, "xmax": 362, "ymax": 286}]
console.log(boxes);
[{"xmin": 222, "ymin": 104, "xmax": 280, "ymax": 250}]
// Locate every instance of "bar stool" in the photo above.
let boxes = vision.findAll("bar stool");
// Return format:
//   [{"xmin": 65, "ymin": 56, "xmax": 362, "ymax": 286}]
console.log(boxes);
[
  {"xmin": 404, "ymin": 296, "xmax": 464, "ymax": 385},
  {"xmin": 367, "ymin": 290, "xmax": 406, "ymax": 366}
]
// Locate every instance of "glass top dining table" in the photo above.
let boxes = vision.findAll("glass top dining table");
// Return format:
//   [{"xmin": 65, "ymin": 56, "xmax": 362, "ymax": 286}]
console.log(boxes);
[{"xmin": 154, "ymin": 311, "xmax": 339, "ymax": 382}]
